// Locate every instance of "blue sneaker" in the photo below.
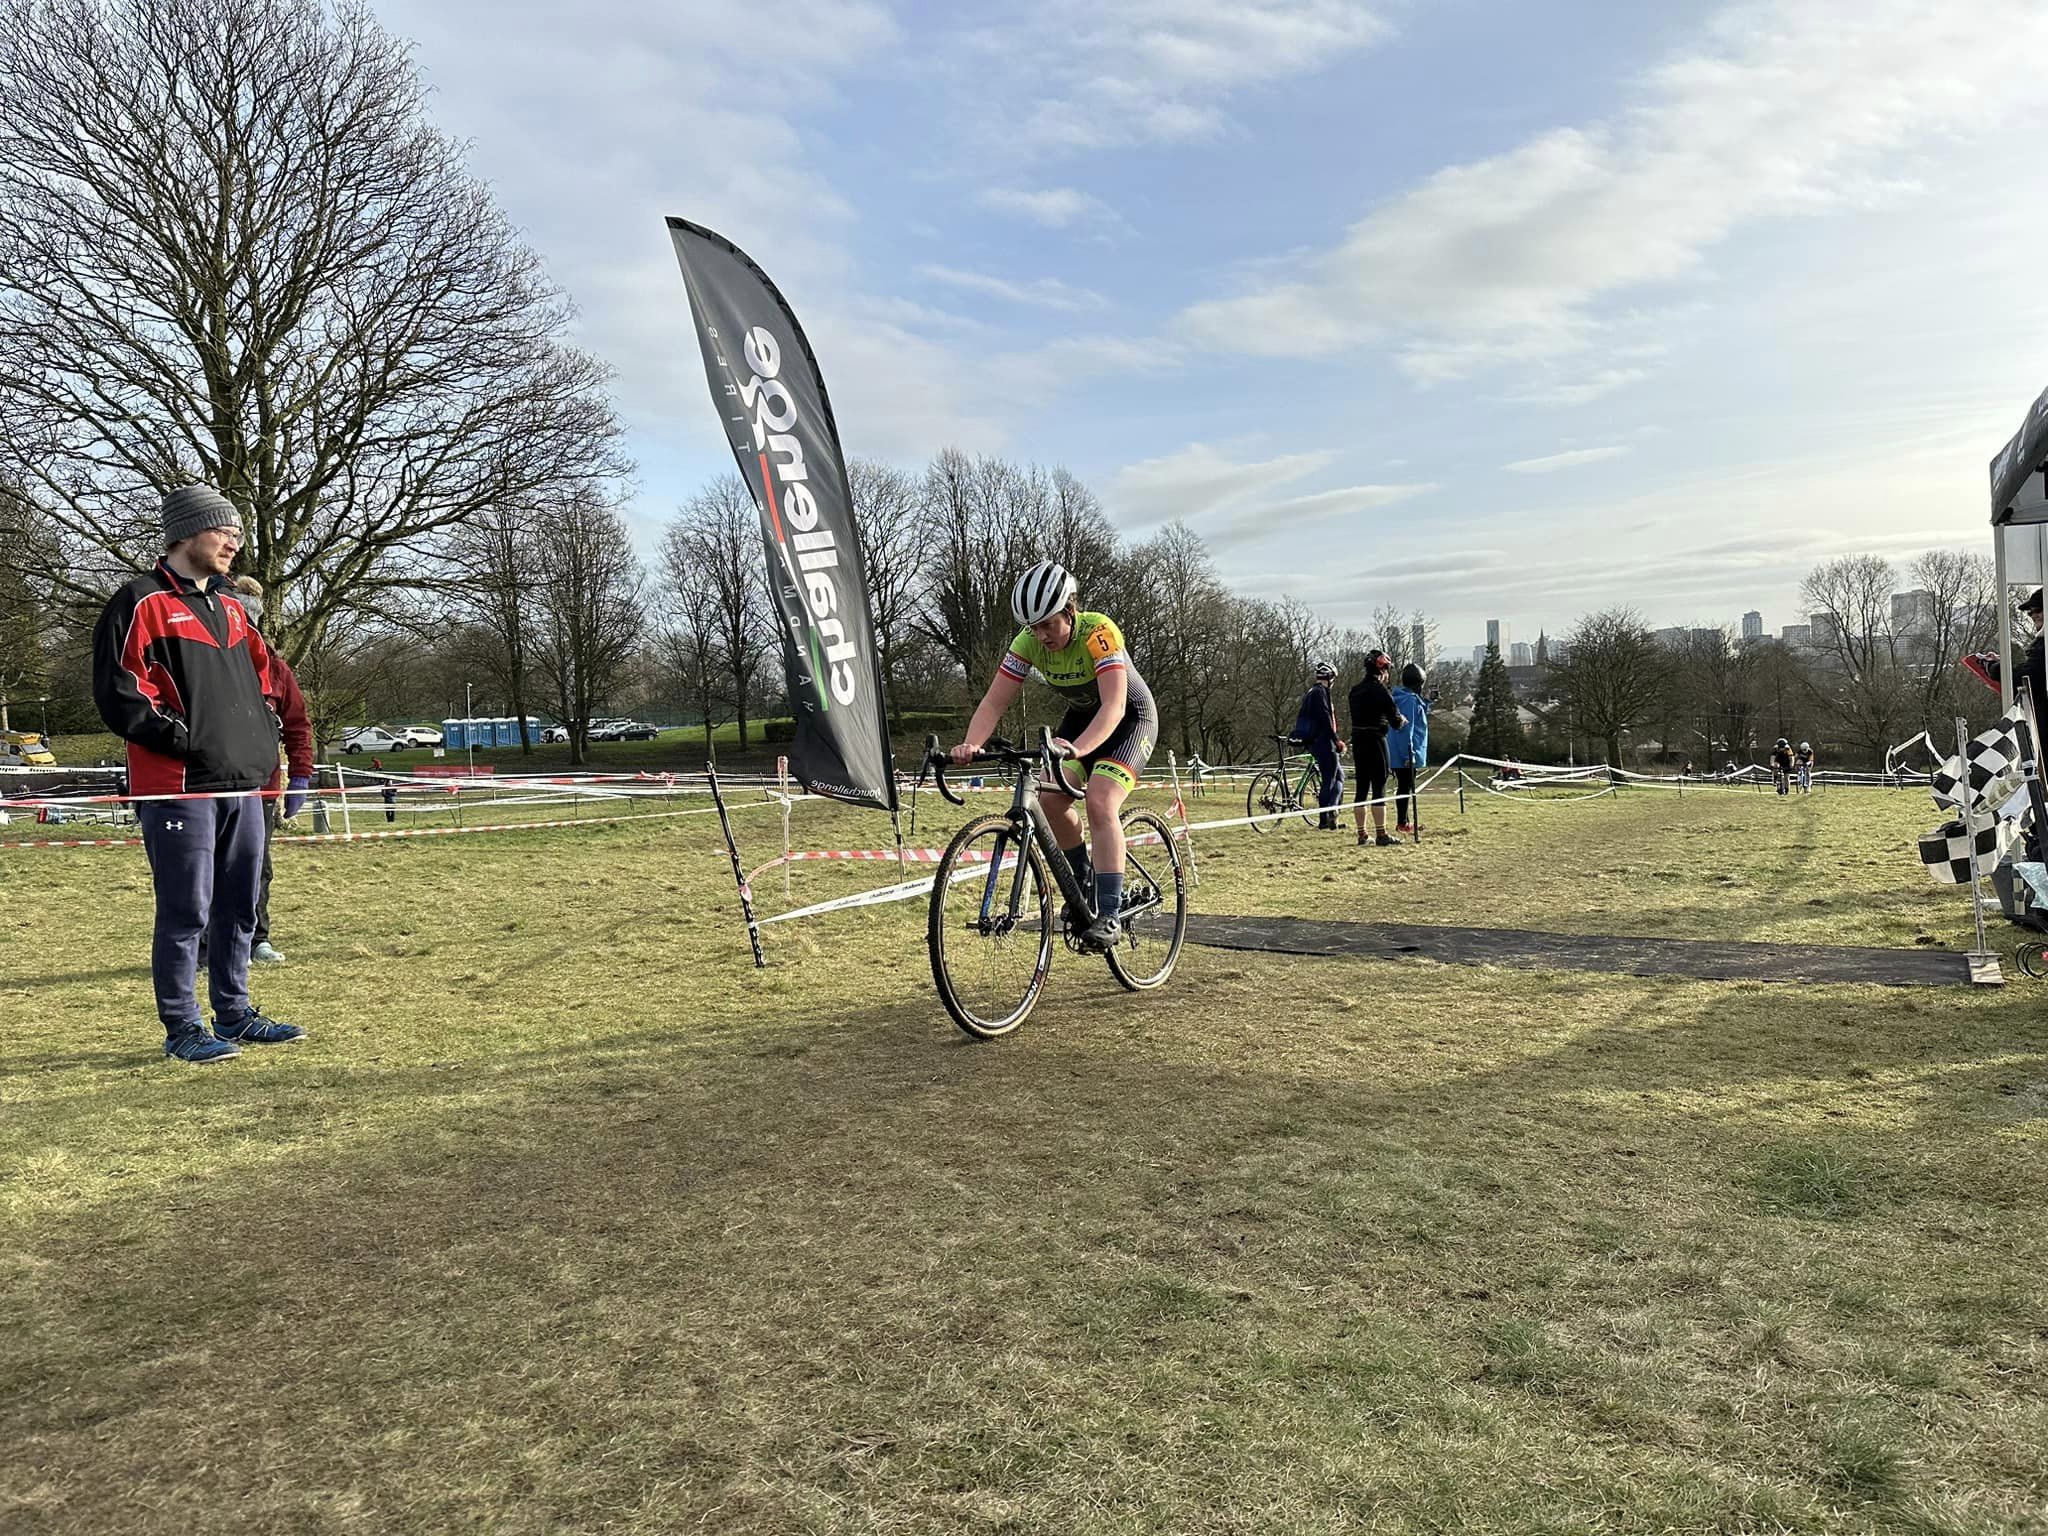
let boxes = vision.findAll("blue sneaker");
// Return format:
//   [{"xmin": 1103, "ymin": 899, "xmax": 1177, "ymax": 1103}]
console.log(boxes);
[
  {"xmin": 213, "ymin": 1006, "xmax": 306, "ymax": 1045},
  {"xmin": 164, "ymin": 1029, "xmax": 240, "ymax": 1064}
]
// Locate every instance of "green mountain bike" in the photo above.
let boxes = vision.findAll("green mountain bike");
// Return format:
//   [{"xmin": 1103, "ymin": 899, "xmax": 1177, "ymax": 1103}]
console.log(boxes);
[
  {"xmin": 920, "ymin": 731, "xmax": 1189, "ymax": 1039},
  {"xmin": 1246, "ymin": 734, "xmax": 1323, "ymax": 832}
]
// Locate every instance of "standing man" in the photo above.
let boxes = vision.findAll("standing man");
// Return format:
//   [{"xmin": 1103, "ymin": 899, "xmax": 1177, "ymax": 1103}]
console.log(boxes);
[
  {"xmin": 93, "ymin": 484, "xmax": 307, "ymax": 1062},
  {"xmin": 1292, "ymin": 660, "xmax": 1345, "ymax": 831}
]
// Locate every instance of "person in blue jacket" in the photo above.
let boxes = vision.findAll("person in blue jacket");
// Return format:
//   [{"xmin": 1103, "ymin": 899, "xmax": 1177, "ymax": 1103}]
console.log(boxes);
[
  {"xmin": 1292, "ymin": 659, "xmax": 1346, "ymax": 830},
  {"xmin": 1389, "ymin": 661, "xmax": 1432, "ymax": 835}
]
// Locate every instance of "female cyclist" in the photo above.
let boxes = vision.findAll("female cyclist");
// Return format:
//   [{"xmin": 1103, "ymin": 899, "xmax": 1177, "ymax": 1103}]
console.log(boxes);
[{"xmin": 951, "ymin": 560, "xmax": 1158, "ymax": 949}]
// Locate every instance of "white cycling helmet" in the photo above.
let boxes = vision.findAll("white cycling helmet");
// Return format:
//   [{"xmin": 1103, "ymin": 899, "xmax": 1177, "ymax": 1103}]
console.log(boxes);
[
  {"xmin": 1312, "ymin": 658, "xmax": 1336, "ymax": 682},
  {"xmin": 1012, "ymin": 559, "xmax": 1078, "ymax": 626},
  {"xmin": 1799, "ymin": 741, "xmax": 1811, "ymax": 752}
]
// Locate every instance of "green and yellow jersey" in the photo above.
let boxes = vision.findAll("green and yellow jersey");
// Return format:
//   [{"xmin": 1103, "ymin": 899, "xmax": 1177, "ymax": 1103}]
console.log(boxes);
[{"xmin": 998, "ymin": 612, "xmax": 1155, "ymax": 716}]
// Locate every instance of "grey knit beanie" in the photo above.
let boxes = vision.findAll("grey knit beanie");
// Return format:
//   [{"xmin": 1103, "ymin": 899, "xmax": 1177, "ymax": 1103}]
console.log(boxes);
[{"xmin": 162, "ymin": 483, "xmax": 239, "ymax": 549}]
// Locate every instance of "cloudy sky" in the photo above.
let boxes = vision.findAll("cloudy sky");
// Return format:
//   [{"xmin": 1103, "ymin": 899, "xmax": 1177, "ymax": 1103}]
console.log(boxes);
[{"xmin": 378, "ymin": 0, "xmax": 2048, "ymax": 651}]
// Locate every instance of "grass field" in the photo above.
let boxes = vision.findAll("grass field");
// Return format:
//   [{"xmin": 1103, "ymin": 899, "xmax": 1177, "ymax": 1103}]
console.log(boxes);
[{"xmin": 3, "ymin": 778, "xmax": 2044, "ymax": 1534}]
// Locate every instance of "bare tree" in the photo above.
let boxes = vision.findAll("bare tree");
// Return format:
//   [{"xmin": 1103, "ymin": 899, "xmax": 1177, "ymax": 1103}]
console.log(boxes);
[
  {"xmin": 0, "ymin": 494, "xmax": 45, "ymax": 730},
  {"xmin": 655, "ymin": 521, "xmax": 729, "ymax": 758},
  {"xmin": 1905, "ymin": 548, "xmax": 1998, "ymax": 729},
  {"xmin": 445, "ymin": 502, "xmax": 544, "ymax": 752},
  {"xmin": 669, "ymin": 474, "xmax": 773, "ymax": 749},
  {"xmin": 917, "ymin": 450, "xmax": 1052, "ymax": 686},
  {"xmin": 1800, "ymin": 555, "xmax": 1913, "ymax": 765},
  {"xmin": 1130, "ymin": 520, "xmax": 1231, "ymax": 757},
  {"xmin": 845, "ymin": 456, "xmax": 927, "ymax": 716},
  {"xmin": 1549, "ymin": 607, "xmax": 1669, "ymax": 766},
  {"xmin": 532, "ymin": 496, "xmax": 644, "ymax": 765},
  {"xmin": 0, "ymin": 0, "xmax": 625, "ymax": 664}
]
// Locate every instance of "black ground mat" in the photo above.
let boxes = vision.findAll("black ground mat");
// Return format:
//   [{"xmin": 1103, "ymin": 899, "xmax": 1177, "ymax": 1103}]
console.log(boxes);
[{"xmin": 1185, "ymin": 914, "xmax": 1977, "ymax": 988}]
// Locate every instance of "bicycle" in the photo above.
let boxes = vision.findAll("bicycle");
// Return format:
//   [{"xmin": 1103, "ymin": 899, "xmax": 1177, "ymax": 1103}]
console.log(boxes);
[
  {"xmin": 919, "ymin": 731, "xmax": 1190, "ymax": 1040},
  {"xmin": 1246, "ymin": 734, "xmax": 1325, "ymax": 833}
]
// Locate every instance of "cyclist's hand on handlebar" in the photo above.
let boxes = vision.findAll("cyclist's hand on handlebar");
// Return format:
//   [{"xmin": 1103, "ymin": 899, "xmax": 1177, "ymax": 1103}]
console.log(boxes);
[
  {"xmin": 1048, "ymin": 736, "xmax": 1078, "ymax": 760},
  {"xmin": 948, "ymin": 742, "xmax": 981, "ymax": 766}
]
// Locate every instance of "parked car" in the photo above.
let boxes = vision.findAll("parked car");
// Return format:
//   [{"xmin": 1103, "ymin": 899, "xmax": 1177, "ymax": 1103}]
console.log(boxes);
[
  {"xmin": 541, "ymin": 725, "xmax": 569, "ymax": 744},
  {"xmin": 615, "ymin": 720, "xmax": 660, "ymax": 741},
  {"xmin": 586, "ymin": 719, "xmax": 626, "ymax": 742},
  {"xmin": 340, "ymin": 726, "xmax": 406, "ymax": 754},
  {"xmin": 395, "ymin": 725, "xmax": 444, "ymax": 749}
]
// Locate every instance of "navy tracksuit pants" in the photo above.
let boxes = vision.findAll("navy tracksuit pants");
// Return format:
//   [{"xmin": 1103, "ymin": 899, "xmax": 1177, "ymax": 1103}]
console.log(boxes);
[
  {"xmin": 138, "ymin": 794, "xmax": 265, "ymax": 1033},
  {"xmin": 1310, "ymin": 742, "xmax": 1343, "ymax": 821}
]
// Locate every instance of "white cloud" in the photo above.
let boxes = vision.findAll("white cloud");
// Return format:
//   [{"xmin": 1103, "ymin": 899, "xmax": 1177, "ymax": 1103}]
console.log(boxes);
[
  {"xmin": 917, "ymin": 264, "xmax": 1109, "ymax": 313},
  {"xmin": 1175, "ymin": 0, "xmax": 2048, "ymax": 391},
  {"xmin": 1207, "ymin": 480, "xmax": 1436, "ymax": 548},
  {"xmin": 1104, "ymin": 441, "xmax": 1433, "ymax": 546},
  {"xmin": 1107, "ymin": 442, "xmax": 1335, "ymax": 528},
  {"xmin": 1504, "ymin": 446, "xmax": 1630, "ymax": 474},
  {"xmin": 977, "ymin": 186, "xmax": 1111, "ymax": 229},
  {"xmin": 1506, "ymin": 367, "xmax": 1654, "ymax": 408},
  {"xmin": 952, "ymin": 0, "xmax": 1391, "ymax": 155}
]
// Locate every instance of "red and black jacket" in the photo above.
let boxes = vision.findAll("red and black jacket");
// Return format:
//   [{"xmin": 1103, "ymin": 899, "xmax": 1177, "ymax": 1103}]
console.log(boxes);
[{"xmin": 92, "ymin": 560, "xmax": 280, "ymax": 797}]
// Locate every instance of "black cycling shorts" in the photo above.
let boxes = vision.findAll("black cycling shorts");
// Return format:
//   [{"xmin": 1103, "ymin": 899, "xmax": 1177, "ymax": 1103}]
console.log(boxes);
[
  {"xmin": 1355, "ymin": 731, "xmax": 1389, "ymax": 799},
  {"xmin": 1054, "ymin": 703, "xmax": 1157, "ymax": 793}
]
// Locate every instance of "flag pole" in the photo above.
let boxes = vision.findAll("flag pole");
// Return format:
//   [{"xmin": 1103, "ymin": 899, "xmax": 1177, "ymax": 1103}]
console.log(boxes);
[{"xmin": 709, "ymin": 760, "xmax": 766, "ymax": 968}]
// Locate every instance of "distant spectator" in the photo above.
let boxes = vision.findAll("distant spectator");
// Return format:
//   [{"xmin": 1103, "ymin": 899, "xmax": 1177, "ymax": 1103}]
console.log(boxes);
[
  {"xmin": 1389, "ymin": 662, "xmax": 1432, "ymax": 834},
  {"xmin": 1291, "ymin": 659, "xmax": 1345, "ymax": 831},
  {"xmin": 92, "ymin": 483, "xmax": 306, "ymax": 1063},
  {"xmin": 1964, "ymin": 587, "xmax": 2046, "ymax": 718},
  {"xmin": 1347, "ymin": 649, "xmax": 1404, "ymax": 847}
]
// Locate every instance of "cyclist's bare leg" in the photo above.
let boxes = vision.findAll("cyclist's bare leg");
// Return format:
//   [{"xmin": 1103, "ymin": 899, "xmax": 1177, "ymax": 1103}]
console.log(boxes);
[
  {"xmin": 1085, "ymin": 774, "xmax": 1130, "ymax": 873},
  {"xmin": 1044, "ymin": 787, "xmax": 1084, "ymax": 854}
]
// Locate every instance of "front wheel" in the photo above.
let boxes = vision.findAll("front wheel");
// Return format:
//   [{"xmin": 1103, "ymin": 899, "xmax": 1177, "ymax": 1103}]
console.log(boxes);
[
  {"xmin": 928, "ymin": 813, "xmax": 1053, "ymax": 1039},
  {"xmin": 1246, "ymin": 771, "xmax": 1287, "ymax": 834},
  {"xmin": 1105, "ymin": 809, "xmax": 1189, "ymax": 992}
]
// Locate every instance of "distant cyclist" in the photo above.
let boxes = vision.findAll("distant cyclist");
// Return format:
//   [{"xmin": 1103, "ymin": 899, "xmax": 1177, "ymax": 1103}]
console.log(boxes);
[
  {"xmin": 952, "ymin": 560, "xmax": 1157, "ymax": 950},
  {"xmin": 1292, "ymin": 659, "xmax": 1345, "ymax": 831},
  {"xmin": 1770, "ymin": 737, "xmax": 1794, "ymax": 796},
  {"xmin": 1794, "ymin": 740, "xmax": 1816, "ymax": 794}
]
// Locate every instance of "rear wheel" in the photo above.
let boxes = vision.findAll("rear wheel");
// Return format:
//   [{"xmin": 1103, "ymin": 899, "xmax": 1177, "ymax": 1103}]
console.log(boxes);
[
  {"xmin": 1104, "ymin": 809, "xmax": 1188, "ymax": 991},
  {"xmin": 928, "ymin": 814, "xmax": 1053, "ymax": 1039},
  {"xmin": 1246, "ymin": 770, "xmax": 1287, "ymax": 833}
]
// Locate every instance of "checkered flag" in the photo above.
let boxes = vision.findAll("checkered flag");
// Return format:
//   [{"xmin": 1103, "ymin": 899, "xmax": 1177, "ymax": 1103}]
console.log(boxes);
[
  {"xmin": 1929, "ymin": 710, "xmax": 2027, "ymax": 812},
  {"xmin": 1918, "ymin": 815, "xmax": 2013, "ymax": 885}
]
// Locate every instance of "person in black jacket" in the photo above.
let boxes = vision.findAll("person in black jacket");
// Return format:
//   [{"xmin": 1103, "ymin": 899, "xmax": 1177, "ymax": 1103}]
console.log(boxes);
[
  {"xmin": 92, "ymin": 484, "xmax": 307, "ymax": 1063},
  {"xmin": 1347, "ymin": 650, "xmax": 1406, "ymax": 847},
  {"xmin": 1291, "ymin": 659, "xmax": 1346, "ymax": 831}
]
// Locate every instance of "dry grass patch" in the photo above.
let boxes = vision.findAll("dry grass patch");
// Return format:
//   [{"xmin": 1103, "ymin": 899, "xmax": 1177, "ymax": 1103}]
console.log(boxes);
[{"xmin": 2, "ymin": 785, "xmax": 2044, "ymax": 1533}]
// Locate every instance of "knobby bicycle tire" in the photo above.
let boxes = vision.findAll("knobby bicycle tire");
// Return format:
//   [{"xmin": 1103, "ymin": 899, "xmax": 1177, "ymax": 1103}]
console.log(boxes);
[
  {"xmin": 1246, "ymin": 770, "xmax": 1288, "ymax": 834},
  {"xmin": 1104, "ymin": 808, "xmax": 1189, "ymax": 992},
  {"xmin": 927, "ymin": 813, "xmax": 1053, "ymax": 1039}
]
